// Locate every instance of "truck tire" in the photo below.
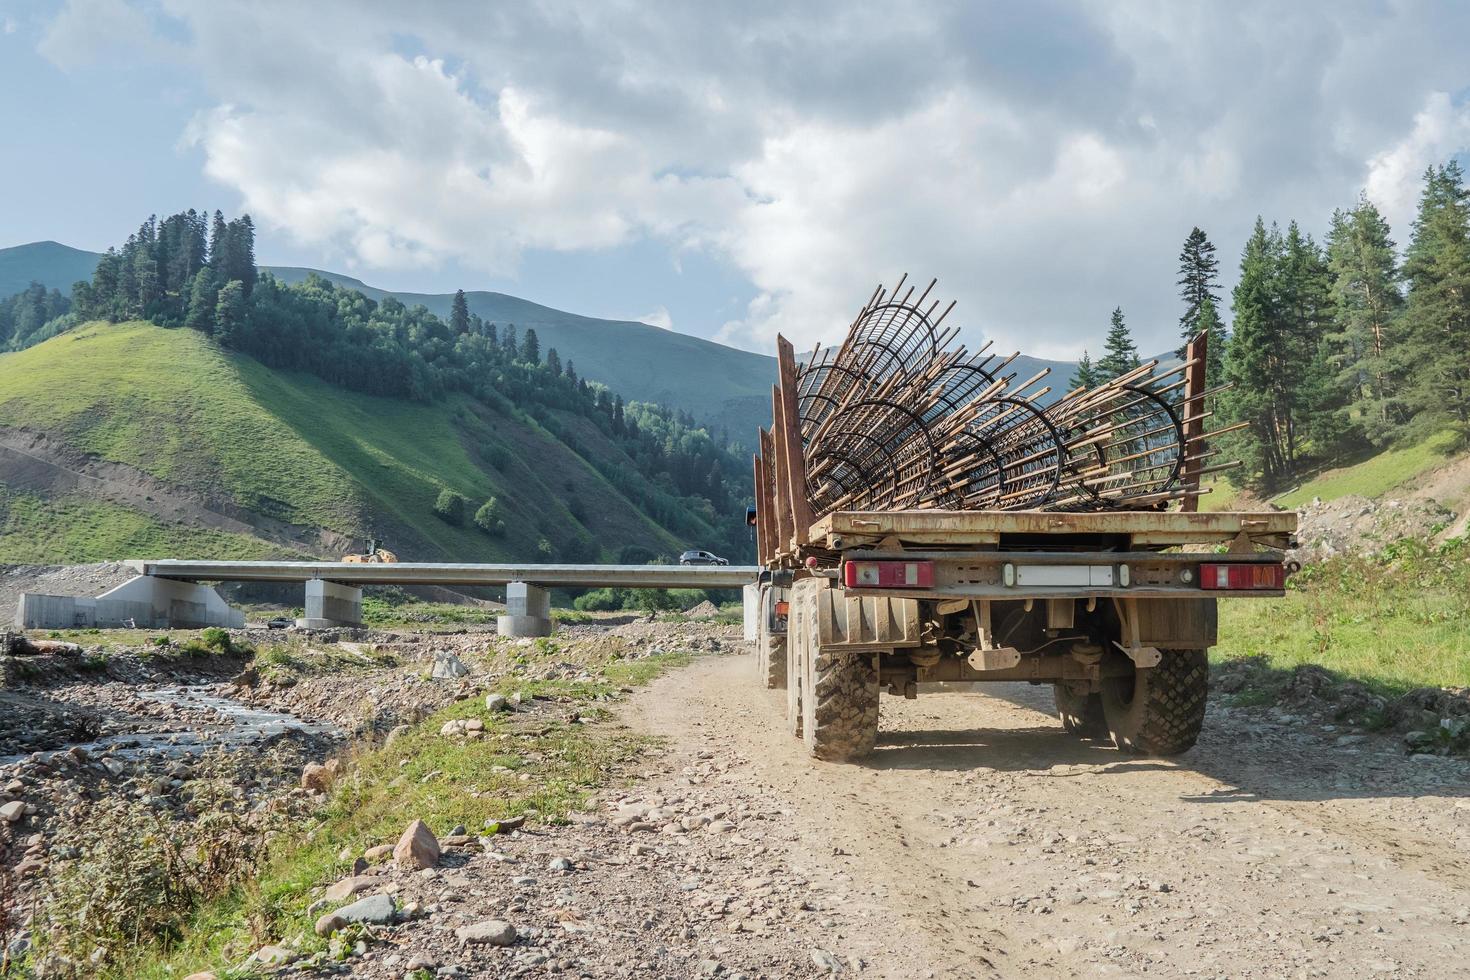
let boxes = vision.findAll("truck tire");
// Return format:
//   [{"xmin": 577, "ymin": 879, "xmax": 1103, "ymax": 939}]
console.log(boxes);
[
  {"xmin": 1101, "ymin": 649, "xmax": 1209, "ymax": 755},
  {"xmin": 762, "ymin": 635, "xmax": 788, "ymax": 689},
  {"xmin": 802, "ymin": 642, "xmax": 880, "ymax": 762},
  {"xmin": 1053, "ymin": 682, "xmax": 1108, "ymax": 739}
]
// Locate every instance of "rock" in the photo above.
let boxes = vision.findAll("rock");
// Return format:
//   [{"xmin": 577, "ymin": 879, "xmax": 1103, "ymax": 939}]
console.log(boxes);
[
  {"xmin": 706, "ymin": 818, "xmax": 736, "ymax": 834},
  {"xmin": 251, "ymin": 945, "xmax": 296, "ymax": 967},
  {"xmin": 336, "ymin": 892, "xmax": 396, "ymax": 925},
  {"xmin": 182, "ymin": 973, "xmax": 216, "ymax": 980},
  {"xmin": 455, "ymin": 919, "xmax": 518, "ymax": 946},
  {"xmin": 385, "ymin": 724, "xmax": 411, "ymax": 747},
  {"xmin": 0, "ymin": 800, "xmax": 24, "ymax": 822},
  {"xmin": 547, "ymin": 856, "xmax": 574, "ymax": 872},
  {"xmin": 301, "ymin": 761, "xmax": 335, "ymax": 792},
  {"xmin": 440, "ymin": 720, "xmax": 469, "ymax": 737},
  {"xmin": 698, "ymin": 959, "xmax": 725, "ymax": 976},
  {"xmin": 485, "ymin": 693, "xmax": 510, "ymax": 712},
  {"xmin": 314, "ymin": 911, "xmax": 347, "ymax": 936},
  {"xmin": 810, "ymin": 948, "xmax": 843, "ymax": 973},
  {"xmin": 364, "ymin": 843, "xmax": 393, "ymax": 862},
  {"xmin": 395, "ymin": 819, "xmax": 441, "ymax": 869},
  {"xmin": 325, "ymin": 875, "xmax": 375, "ymax": 901},
  {"xmin": 406, "ymin": 953, "xmax": 438, "ymax": 970},
  {"xmin": 432, "ymin": 652, "xmax": 469, "ymax": 679}
]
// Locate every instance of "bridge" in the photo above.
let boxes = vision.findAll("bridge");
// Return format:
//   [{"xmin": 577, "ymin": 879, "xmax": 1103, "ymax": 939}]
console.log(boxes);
[{"xmin": 15, "ymin": 560, "xmax": 762, "ymax": 637}]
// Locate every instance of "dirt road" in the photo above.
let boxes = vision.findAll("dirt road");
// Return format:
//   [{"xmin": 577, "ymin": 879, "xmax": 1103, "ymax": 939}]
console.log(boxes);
[{"xmin": 629, "ymin": 653, "xmax": 1470, "ymax": 979}]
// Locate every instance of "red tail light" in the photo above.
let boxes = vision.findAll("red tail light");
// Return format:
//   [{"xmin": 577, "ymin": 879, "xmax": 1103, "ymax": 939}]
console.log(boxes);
[
  {"xmin": 842, "ymin": 560, "xmax": 935, "ymax": 589},
  {"xmin": 774, "ymin": 600, "xmax": 789, "ymax": 617},
  {"xmin": 1200, "ymin": 563, "xmax": 1285, "ymax": 591}
]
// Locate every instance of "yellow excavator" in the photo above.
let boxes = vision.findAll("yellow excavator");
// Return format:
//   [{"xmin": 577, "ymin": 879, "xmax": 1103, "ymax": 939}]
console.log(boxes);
[{"xmin": 343, "ymin": 538, "xmax": 399, "ymax": 563}]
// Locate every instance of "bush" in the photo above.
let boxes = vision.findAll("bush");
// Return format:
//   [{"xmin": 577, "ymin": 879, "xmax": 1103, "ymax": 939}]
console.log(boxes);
[
  {"xmin": 668, "ymin": 588, "xmax": 708, "ymax": 610},
  {"xmin": 486, "ymin": 446, "xmax": 511, "ymax": 470},
  {"xmin": 474, "ymin": 498, "xmax": 507, "ymax": 536},
  {"xmin": 559, "ymin": 534, "xmax": 597, "ymax": 563},
  {"xmin": 434, "ymin": 489, "xmax": 469, "ymax": 525},
  {"xmin": 629, "ymin": 587, "xmax": 678, "ymax": 615},
  {"xmin": 573, "ymin": 587, "xmax": 627, "ymax": 611},
  {"xmin": 536, "ymin": 537, "xmax": 554, "ymax": 560}
]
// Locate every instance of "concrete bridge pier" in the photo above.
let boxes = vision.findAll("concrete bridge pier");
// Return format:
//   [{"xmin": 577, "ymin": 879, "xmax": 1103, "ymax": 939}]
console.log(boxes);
[
  {"xmin": 498, "ymin": 581, "xmax": 552, "ymax": 638},
  {"xmin": 298, "ymin": 578, "xmax": 363, "ymax": 629}
]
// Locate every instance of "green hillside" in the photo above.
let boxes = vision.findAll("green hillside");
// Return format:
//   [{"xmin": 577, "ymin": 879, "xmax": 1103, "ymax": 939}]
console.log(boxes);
[
  {"xmin": 0, "ymin": 240, "xmax": 98, "ymax": 299},
  {"xmin": 0, "ymin": 321, "xmax": 705, "ymax": 564}
]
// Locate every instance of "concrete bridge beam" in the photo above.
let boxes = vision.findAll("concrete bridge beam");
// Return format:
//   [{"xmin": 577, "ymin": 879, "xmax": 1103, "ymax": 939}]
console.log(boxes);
[
  {"xmin": 498, "ymin": 581, "xmax": 552, "ymax": 638},
  {"xmin": 298, "ymin": 578, "xmax": 363, "ymax": 629}
]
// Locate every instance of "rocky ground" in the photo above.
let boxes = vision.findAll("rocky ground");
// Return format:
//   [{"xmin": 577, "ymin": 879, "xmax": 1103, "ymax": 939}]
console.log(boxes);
[
  {"xmin": 2, "ymin": 615, "xmax": 1468, "ymax": 978},
  {"xmin": 1290, "ymin": 494, "xmax": 1458, "ymax": 563}
]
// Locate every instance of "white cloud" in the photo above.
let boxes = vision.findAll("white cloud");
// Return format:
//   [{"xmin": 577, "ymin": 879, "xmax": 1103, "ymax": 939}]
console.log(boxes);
[
  {"xmin": 38, "ymin": 0, "xmax": 1470, "ymax": 359},
  {"xmin": 1364, "ymin": 92, "xmax": 1470, "ymax": 239},
  {"xmin": 37, "ymin": 0, "xmax": 173, "ymax": 70},
  {"xmin": 632, "ymin": 306, "xmax": 673, "ymax": 330}
]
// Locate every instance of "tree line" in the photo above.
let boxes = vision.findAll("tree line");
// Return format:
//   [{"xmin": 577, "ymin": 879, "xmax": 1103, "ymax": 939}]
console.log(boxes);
[
  {"xmin": 1072, "ymin": 162, "xmax": 1470, "ymax": 492},
  {"xmin": 7, "ymin": 209, "xmax": 750, "ymax": 560}
]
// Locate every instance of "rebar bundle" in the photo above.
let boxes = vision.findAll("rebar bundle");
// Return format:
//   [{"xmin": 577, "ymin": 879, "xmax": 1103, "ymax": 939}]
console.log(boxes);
[{"xmin": 791, "ymin": 277, "xmax": 1238, "ymax": 520}]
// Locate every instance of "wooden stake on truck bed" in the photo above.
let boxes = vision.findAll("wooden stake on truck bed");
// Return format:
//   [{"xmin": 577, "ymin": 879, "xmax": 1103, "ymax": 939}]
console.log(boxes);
[
  {"xmin": 768, "ymin": 388, "xmax": 796, "ymax": 556},
  {"xmin": 758, "ymin": 429, "xmax": 778, "ymax": 564},
  {"xmin": 776, "ymin": 335, "xmax": 815, "ymax": 550},
  {"xmin": 1180, "ymin": 330, "xmax": 1208, "ymax": 512}
]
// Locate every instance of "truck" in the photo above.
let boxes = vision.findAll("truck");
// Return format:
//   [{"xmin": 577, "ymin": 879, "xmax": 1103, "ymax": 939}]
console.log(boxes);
[{"xmin": 752, "ymin": 331, "xmax": 1298, "ymax": 762}]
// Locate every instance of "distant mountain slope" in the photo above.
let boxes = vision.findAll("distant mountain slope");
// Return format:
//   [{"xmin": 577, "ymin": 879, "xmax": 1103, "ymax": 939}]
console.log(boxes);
[
  {"xmin": 0, "ymin": 321, "xmax": 702, "ymax": 564},
  {"xmin": 1, "ymin": 241, "xmax": 1088, "ymax": 438},
  {"xmin": 0, "ymin": 241, "xmax": 98, "ymax": 299}
]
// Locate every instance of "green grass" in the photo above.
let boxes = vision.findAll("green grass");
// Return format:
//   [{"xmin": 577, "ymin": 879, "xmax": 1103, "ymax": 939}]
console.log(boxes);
[
  {"xmin": 111, "ymin": 647, "xmax": 694, "ymax": 979},
  {"xmin": 1274, "ymin": 430, "xmax": 1460, "ymax": 509},
  {"xmin": 0, "ymin": 321, "xmax": 693, "ymax": 562},
  {"xmin": 1215, "ymin": 537, "xmax": 1470, "ymax": 699},
  {"xmin": 0, "ymin": 486, "xmax": 283, "ymax": 562}
]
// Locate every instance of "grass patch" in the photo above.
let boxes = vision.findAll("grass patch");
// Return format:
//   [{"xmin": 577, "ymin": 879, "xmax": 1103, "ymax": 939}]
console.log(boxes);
[
  {"xmin": 109, "ymin": 648, "xmax": 694, "ymax": 979},
  {"xmin": 361, "ymin": 597, "xmax": 501, "ymax": 630},
  {"xmin": 1274, "ymin": 431, "xmax": 1460, "ymax": 509},
  {"xmin": 1214, "ymin": 536, "xmax": 1470, "ymax": 700}
]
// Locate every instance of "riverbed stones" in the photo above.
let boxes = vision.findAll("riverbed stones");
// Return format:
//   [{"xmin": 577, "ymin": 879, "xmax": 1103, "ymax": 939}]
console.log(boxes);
[
  {"xmin": 485, "ymin": 693, "xmax": 510, "ymax": 712},
  {"xmin": 0, "ymin": 800, "xmax": 25, "ymax": 822},
  {"xmin": 335, "ymin": 892, "xmax": 396, "ymax": 926},
  {"xmin": 455, "ymin": 919, "xmax": 517, "ymax": 945},
  {"xmin": 394, "ymin": 819, "xmax": 441, "ymax": 869},
  {"xmin": 432, "ymin": 653, "xmax": 469, "ymax": 679},
  {"xmin": 301, "ymin": 759, "xmax": 338, "ymax": 792},
  {"xmin": 325, "ymin": 874, "xmax": 375, "ymax": 901}
]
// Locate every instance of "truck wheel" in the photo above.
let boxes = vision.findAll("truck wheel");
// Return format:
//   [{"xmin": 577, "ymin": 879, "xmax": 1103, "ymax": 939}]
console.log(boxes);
[
  {"xmin": 763, "ymin": 635, "xmax": 788, "ymax": 689},
  {"xmin": 1101, "ymin": 649, "xmax": 1209, "ymax": 755},
  {"xmin": 802, "ymin": 644, "xmax": 880, "ymax": 762},
  {"xmin": 1053, "ymin": 682, "xmax": 1108, "ymax": 739}
]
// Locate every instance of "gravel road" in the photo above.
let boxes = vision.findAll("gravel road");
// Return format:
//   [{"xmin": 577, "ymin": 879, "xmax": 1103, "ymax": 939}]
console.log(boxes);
[{"xmin": 629, "ymin": 653, "xmax": 1470, "ymax": 978}]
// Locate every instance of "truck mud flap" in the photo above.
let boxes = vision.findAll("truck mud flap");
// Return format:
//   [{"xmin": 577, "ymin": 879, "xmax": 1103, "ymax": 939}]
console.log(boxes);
[{"xmin": 814, "ymin": 586, "xmax": 921, "ymax": 651}]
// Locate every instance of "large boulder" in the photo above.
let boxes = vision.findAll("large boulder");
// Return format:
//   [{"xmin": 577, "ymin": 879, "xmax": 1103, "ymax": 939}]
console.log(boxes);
[{"xmin": 393, "ymin": 819, "xmax": 441, "ymax": 869}]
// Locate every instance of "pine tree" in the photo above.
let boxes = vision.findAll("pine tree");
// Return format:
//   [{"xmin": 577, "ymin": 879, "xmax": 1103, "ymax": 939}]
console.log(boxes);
[
  {"xmin": 184, "ymin": 268, "xmax": 217, "ymax": 334},
  {"xmin": 450, "ymin": 289, "xmax": 470, "ymax": 334},
  {"xmin": 214, "ymin": 280, "xmax": 246, "ymax": 345},
  {"xmin": 565, "ymin": 359, "xmax": 577, "ymax": 385},
  {"xmin": 546, "ymin": 347, "xmax": 562, "ymax": 376},
  {"xmin": 1277, "ymin": 221, "xmax": 1336, "ymax": 463},
  {"xmin": 502, "ymin": 324, "xmax": 518, "ymax": 357},
  {"xmin": 1222, "ymin": 219, "xmax": 1285, "ymax": 485},
  {"xmin": 1190, "ymin": 296, "xmax": 1227, "ymax": 384},
  {"xmin": 485, "ymin": 320, "xmax": 498, "ymax": 345},
  {"xmin": 1097, "ymin": 307, "xmax": 1139, "ymax": 379},
  {"xmin": 1324, "ymin": 195, "xmax": 1404, "ymax": 444},
  {"xmin": 208, "ymin": 210, "xmax": 228, "ymax": 270},
  {"xmin": 1400, "ymin": 163, "xmax": 1470, "ymax": 426},
  {"xmin": 520, "ymin": 327, "xmax": 540, "ymax": 364},
  {"xmin": 1177, "ymin": 226, "xmax": 1222, "ymax": 354},
  {"xmin": 1069, "ymin": 349, "xmax": 1099, "ymax": 390}
]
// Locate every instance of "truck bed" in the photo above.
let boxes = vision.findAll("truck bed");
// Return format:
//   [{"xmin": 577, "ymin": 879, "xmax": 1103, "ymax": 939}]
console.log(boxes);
[{"xmin": 811, "ymin": 508, "xmax": 1297, "ymax": 550}]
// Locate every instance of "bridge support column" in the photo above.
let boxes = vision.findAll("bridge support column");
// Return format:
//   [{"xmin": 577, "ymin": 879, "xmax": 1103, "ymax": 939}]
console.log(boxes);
[
  {"xmin": 298, "ymin": 579, "xmax": 363, "ymax": 629},
  {"xmin": 498, "ymin": 582, "xmax": 552, "ymax": 638}
]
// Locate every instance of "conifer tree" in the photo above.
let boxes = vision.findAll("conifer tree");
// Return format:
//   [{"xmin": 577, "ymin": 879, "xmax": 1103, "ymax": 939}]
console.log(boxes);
[
  {"xmin": 1401, "ymin": 163, "xmax": 1470, "ymax": 425},
  {"xmin": 502, "ymin": 324, "xmax": 518, "ymax": 357},
  {"xmin": 521, "ymin": 326, "xmax": 540, "ymax": 364},
  {"xmin": 1177, "ymin": 226, "xmax": 1222, "ymax": 354},
  {"xmin": 1097, "ymin": 307, "xmax": 1139, "ymax": 379},
  {"xmin": 1324, "ymin": 196, "xmax": 1404, "ymax": 444},
  {"xmin": 1190, "ymin": 296, "xmax": 1226, "ymax": 384},
  {"xmin": 1069, "ymin": 349, "xmax": 1099, "ymax": 390},
  {"xmin": 546, "ymin": 347, "xmax": 562, "ymax": 376},
  {"xmin": 450, "ymin": 289, "xmax": 470, "ymax": 334}
]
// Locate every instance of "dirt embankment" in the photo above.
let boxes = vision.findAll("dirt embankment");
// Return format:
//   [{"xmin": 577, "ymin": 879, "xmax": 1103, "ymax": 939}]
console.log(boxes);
[{"xmin": 0, "ymin": 425, "xmax": 356, "ymax": 555}]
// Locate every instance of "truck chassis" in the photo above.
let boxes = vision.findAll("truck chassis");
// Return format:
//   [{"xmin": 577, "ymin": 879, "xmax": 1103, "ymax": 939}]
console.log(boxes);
[{"xmin": 755, "ymin": 508, "xmax": 1297, "ymax": 761}]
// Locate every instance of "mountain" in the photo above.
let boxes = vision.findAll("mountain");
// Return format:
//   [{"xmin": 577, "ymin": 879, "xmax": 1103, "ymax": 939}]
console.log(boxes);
[
  {"xmin": 0, "ymin": 241, "xmax": 99, "ymax": 299},
  {"xmin": 0, "ymin": 241, "xmax": 1087, "ymax": 440},
  {"xmin": 0, "ymin": 320, "xmax": 721, "ymax": 565}
]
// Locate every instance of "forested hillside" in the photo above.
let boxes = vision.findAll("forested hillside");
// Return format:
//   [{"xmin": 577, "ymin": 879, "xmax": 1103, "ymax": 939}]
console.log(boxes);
[
  {"xmin": 1072, "ymin": 162, "xmax": 1470, "ymax": 493},
  {"xmin": 0, "ymin": 211, "xmax": 752, "ymax": 565}
]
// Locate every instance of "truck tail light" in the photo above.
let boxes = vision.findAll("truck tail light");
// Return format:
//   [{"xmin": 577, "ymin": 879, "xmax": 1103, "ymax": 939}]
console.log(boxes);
[
  {"xmin": 1200, "ymin": 563, "xmax": 1284, "ymax": 591},
  {"xmin": 842, "ymin": 560, "xmax": 935, "ymax": 589},
  {"xmin": 774, "ymin": 600, "xmax": 789, "ymax": 617}
]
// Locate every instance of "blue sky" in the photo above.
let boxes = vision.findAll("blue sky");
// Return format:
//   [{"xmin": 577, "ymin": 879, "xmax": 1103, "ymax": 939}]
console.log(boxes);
[{"xmin": 4, "ymin": 1, "xmax": 1470, "ymax": 358}]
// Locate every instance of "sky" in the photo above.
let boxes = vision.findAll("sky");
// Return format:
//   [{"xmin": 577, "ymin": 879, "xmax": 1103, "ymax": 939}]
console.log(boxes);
[{"xmin": 2, "ymin": 1, "xmax": 1470, "ymax": 360}]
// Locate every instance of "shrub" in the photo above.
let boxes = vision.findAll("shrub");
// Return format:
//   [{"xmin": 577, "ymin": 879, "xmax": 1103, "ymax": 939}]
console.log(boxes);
[
  {"xmin": 536, "ymin": 537, "xmax": 554, "ymax": 560},
  {"xmin": 629, "ymin": 587, "xmax": 678, "ymax": 615},
  {"xmin": 486, "ymin": 446, "xmax": 511, "ymax": 470},
  {"xmin": 559, "ymin": 534, "xmax": 597, "ymax": 563},
  {"xmin": 434, "ymin": 489, "xmax": 469, "ymax": 525},
  {"xmin": 474, "ymin": 498, "xmax": 507, "ymax": 536},
  {"xmin": 573, "ymin": 587, "xmax": 627, "ymax": 611}
]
